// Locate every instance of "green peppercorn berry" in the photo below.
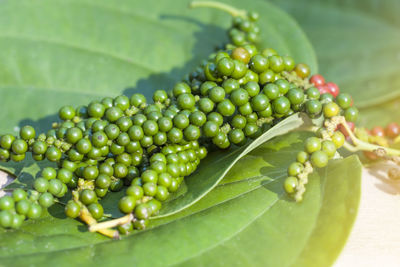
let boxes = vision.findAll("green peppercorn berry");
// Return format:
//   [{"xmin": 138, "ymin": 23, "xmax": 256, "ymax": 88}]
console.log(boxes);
[
  {"xmin": 263, "ymin": 83, "xmax": 279, "ymax": 100},
  {"xmin": 32, "ymin": 140, "xmax": 48, "ymax": 155},
  {"xmin": 80, "ymin": 189, "xmax": 97, "ymax": 205},
  {"xmin": 100, "ymin": 97, "xmax": 113, "ymax": 109},
  {"xmin": 0, "ymin": 134, "xmax": 15, "ymax": 150},
  {"xmin": 282, "ymin": 56, "xmax": 295, "ymax": 71},
  {"xmin": 275, "ymin": 79, "xmax": 290, "ymax": 95},
  {"xmin": 249, "ymin": 54, "xmax": 268, "ymax": 73},
  {"xmin": 344, "ymin": 107, "xmax": 359, "ymax": 122},
  {"xmin": 33, "ymin": 178, "xmax": 49, "ymax": 193},
  {"xmin": 202, "ymin": 121, "xmax": 219, "ymax": 138},
  {"xmin": 45, "ymin": 146, "xmax": 62, "ymax": 162},
  {"xmin": 134, "ymin": 203, "xmax": 150, "ymax": 220},
  {"xmin": 228, "ymin": 129, "xmax": 245, "ymax": 144},
  {"xmin": 27, "ymin": 203, "xmax": 42, "ymax": 219},
  {"xmin": 11, "ymin": 139, "xmax": 28, "ymax": 154},
  {"xmin": 173, "ymin": 82, "xmax": 191, "ymax": 97},
  {"xmin": 323, "ymin": 102, "xmax": 340, "ymax": 118},
  {"xmin": 118, "ymin": 196, "xmax": 136, "ymax": 214},
  {"xmin": 74, "ymin": 138, "xmax": 91, "ymax": 155},
  {"xmin": 272, "ymin": 96, "xmax": 291, "ymax": 114},
  {"xmin": 189, "ymin": 111, "xmax": 206, "ymax": 127},
  {"xmin": 259, "ymin": 70, "xmax": 276, "ymax": 85},
  {"xmin": 177, "ymin": 93, "xmax": 196, "ymax": 110},
  {"xmin": 294, "ymin": 63, "xmax": 310, "ymax": 78},
  {"xmin": 157, "ymin": 117, "xmax": 172, "ymax": 132},
  {"xmin": 284, "ymin": 176, "xmax": 298, "ymax": 194},
  {"xmin": 231, "ymin": 115, "xmax": 247, "ymax": 129},
  {"xmin": 198, "ymin": 98, "xmax": 215, "ymax": 114},
  {"xmin": 207, "ymin": 86, "xmax": 224, "ymax": 103},
  {"xmin": 0, "ymin": 196, "xmax": 14, "ymax": 210},
  {"xmin": 244, "ymin": 81, "xmax": 260, "ymax": 97},
  {"xmin": 116, "ymin": 117, "xmax": 133, "ymax": 132},
  {"xmin": 12, "ymin": 188, "xmax": 27, "ymax": 202},
  {"xmin": 20, "ymin": 125, "xmax": 35, "ymax": 140},
  {"xmin": 59, "ymin": 105, "xmax": 76, "ymax": 121},
  {"xmin": 109, "ymin": 179, "xmax": 124, "ymax": 192},
  {"xmin": 287, "ymin": 162, "xmax": 304, "ymax": 176},
  {"xmin": 38, "ymin": 192, "xmax": 54, "ymax": 208},
  {"xmin": 105, "ymin": 107, "xmax": 123, "ymax": 122},
  {"xmin": 331, "ymin": 131, "xmax": 345, "ymax": 148},
  {"xmin": 112, "ymin": 95, "xmax": 130, "ymax": 111},
  {"xmin": 65, "ymin": 127, "xmax": 83, "ymax": 144},
  {"xmin": 306, "ymin": 87, "xmax": 320, "ymax": 100},
  {"xmin": 10, "ymin": 153, "xmax": 25, "ymax": 162},
  {"xmin": 336, "ymin": 93, "xmax": 352, "ymax": 109},
  {"xmin": 15, "ymin": 199, "xmax": 30, "ymax": 215},
  {"xmin": 126, "ymin": 185, "xmax": 144, "ymax": 199},
  {"xmin": 87, "ymin": 203, "xmax": 104, "ymax": 220},
  {"xmin": 216, "ymin": 57, "xmax": 235, "ymax": 76},
  {"xmin": 87, "ymin": 102, "xmax": 106, "ymax": 118},
  {"xmin": 296, "ymin": 151, "xmax": 309, "ymax": 164},
  {"xmin": 173, "ymin": 114, "xmax": 190, "ymax": 129},
  {"xmin": 222, "ymin": 78, "xmax": 240, "ymax": 94},
  {"xmin": 48, "ymin": 179, "xmax": 63, "ymax": 196},
  {"xmin": 155, "ymin": 186, "xmax": 169, "ymax": 201},
  {"xmin": 310, "ymin": 150, "xmax": 329, "ymax": 168},
  {"xmin": 269, "ymin": 55, "xmax": 284, "ymax": 73},
  {"xmin": 305, "ymin": 100, "xmax": 322, "ymax": 116},
  {"xmin": 304, "ymin": 137, "xmax": 322, "ymax": 154},
  {"xmin": 42, "ymin": 167, "xmax": 57, "ymax": 180},
  {"xmin": 142, "ymin": 120, "xmax": 159, "ymax": 136},
  {"xmin": 0, "ymin": 210, "xmax": 13, "ymax": 228},
  {"xmin": 130, "ymin": 93, "xmax": 146, "ymax": 107},
  {"xmin": 184, "ymin": 125, "xmax": 201, "ymax": 141},
  {"xmin": 114, "ymin": 163, "xmax": 128, "ymax": 179},
  {"xmin": 217, "ymin": 99, "xmax": 236, "ymax": 117},
  {"xmin": 318, "ymin": 94, "xmax": 332, "ymax": 104},
  {"xmin": 251, "ymin": 94, "xmax": 269, "ymax": 111},
  {"xmin": 65, "ymin": 200, "xmax": 81, "ymax": 218},
  {"xmin": 286, "ymin": 88, "xmax": 305, "ymax": 105}
]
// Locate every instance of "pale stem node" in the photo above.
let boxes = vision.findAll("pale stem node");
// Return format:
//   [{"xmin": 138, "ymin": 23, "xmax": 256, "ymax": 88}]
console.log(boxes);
[{"xmin": 89, "ymin": 214, "xmax": 133, "ymax": 233}]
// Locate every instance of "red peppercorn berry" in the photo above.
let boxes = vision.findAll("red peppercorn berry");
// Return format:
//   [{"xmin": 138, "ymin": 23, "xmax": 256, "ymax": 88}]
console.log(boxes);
[
  {"xmin": 316, "ymin": 84, "xmax": 329, "ymax": 95},
  {"xmin": 386, "ymin": 122, "xmax": 400, "ymax": 139},
  {"xmin": 371, "ymin": 126, "xmax": 385, "ymax": 137},
  {"xmin": 325, "ymin": 82, "xmax": 340, "ymax": 97},
  {"xmin": 310, "ymin": 74, "xmax": 325, "ymax": 87}
]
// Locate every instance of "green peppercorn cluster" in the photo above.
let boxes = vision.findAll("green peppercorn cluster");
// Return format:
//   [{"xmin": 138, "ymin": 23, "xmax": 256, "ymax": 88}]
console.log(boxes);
[{"xmin": 0, "ymin": 5, "xmax": 359, "ymax": 235}]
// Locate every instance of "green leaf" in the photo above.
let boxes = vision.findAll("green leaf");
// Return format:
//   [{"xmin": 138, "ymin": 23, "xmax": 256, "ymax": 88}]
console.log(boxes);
[
  {"xmin": 0, "ymin": 132, "xmax": 362, "ymax": 266},
  {"xmin": 269, "ymin": 0, "xmax": 400, "ymax": 107},
  {"xmin": 0, "ymin": 0, "xmax": 316, "ymax": 138},
  {"xmin": 0, "ymin": 0, "xmax": 315, "ymax": 216}
]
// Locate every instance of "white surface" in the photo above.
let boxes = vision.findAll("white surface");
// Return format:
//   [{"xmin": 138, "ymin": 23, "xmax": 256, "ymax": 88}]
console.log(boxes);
[{"xmin": 334, "ymin": 164, "xmax": 400, "ymax": 267}]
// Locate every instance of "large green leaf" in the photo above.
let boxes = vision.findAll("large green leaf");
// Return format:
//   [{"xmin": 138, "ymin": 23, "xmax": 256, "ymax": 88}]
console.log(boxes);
[
  {"xmin": 0, "ymin": 0, "xmax": 316, "ymax": 137},
  {"xmin": 0, "ymin": 0, "xmax": 315, "ymax": 217},
  {"xmin": 0, "ymin": 132, "xmax": 362, "ymax": 266},
  {"xmin": 269, "ymin": 0, "xmax": 400, "ymax": 107}
]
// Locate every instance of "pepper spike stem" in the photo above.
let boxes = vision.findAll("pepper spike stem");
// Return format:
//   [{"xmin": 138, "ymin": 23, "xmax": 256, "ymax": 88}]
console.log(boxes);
[
  {"xmin": 189, "ymin": 1, "xmax": 247, "ymax": 18},
  {"xmin": 79, "ymin": 202, "xmax": 120, "ymax": 239},
  {"xmin": 341, "ymin": 122, "xmax": 400, "ymax": 156},
  {"xmin": 89, "ymin": 214, "xmax": 133, "ymax": 233}
]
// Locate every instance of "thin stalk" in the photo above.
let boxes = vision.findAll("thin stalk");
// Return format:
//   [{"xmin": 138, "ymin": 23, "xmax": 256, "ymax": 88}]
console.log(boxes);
[
  {"xmin": 342, "ymin": 122, "xmax": 400, "ymax": 156},
  {"xmin": 189, "ymin": 1, "xmax": 247, "ymax": 17},
  {"xmin": 89, "ymin": 214, "xmax": 133, "ymax": 233}
]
